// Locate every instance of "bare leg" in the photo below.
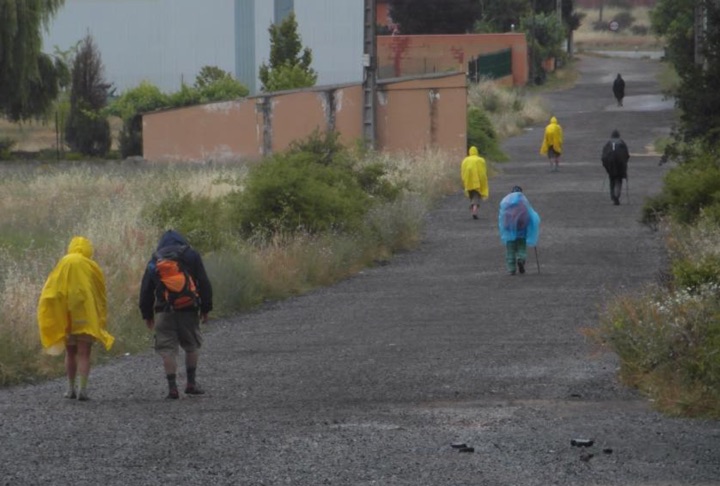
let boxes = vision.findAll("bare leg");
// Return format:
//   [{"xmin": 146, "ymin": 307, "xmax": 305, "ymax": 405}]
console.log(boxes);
[
  {"xmin": 64, "ymin": 344, "xmax": 78, "ymax": 398},
  {"xmin": 76, "ymin": 341, "xmax": 92, "ymax": 400}
]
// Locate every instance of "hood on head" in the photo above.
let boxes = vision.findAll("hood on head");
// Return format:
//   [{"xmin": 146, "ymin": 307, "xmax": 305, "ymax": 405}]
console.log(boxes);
[
  {"xmin": 611, "ymin": 129, "xmax": 620, "ymax": 138},
  {"xmin": 67, "ymin": 236, "xmax": 93, "ymax": 258},
  {"xmin": 468, "ymin": 146, "xmax": 479, "ymax": 156},
  {"xmin": 550, "ymin": 116, "xmax": 558, "ymax": 124},
  {"xmin": 156, "ymin": 229, "xmax": 189, "ymax": 250}
]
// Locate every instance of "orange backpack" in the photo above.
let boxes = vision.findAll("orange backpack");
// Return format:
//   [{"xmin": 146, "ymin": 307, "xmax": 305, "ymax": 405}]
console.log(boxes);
[{"xmin": 153, "ymin": 245, "xmax": 199, "ymax": 311}]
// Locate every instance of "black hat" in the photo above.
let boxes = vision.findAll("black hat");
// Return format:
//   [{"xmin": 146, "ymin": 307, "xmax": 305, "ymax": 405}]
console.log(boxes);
[{"xmin": 512, "ymin": 185, "xmax": 523, "ymax": 193}]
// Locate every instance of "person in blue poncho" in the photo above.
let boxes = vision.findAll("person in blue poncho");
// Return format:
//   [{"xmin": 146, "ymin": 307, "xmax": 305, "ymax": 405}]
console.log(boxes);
[{"xmin": 498, "ymin": 186, "xmax": 541, "ymax": 275}]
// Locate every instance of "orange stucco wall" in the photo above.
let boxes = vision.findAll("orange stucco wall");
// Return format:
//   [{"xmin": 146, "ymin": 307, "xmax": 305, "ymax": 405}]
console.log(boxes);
[
  {"xmin": 142, "ymin": 100, "xmax": 261, "ymax": 162},
  {"xmin": 376, "ymin": 75, "xmax": 467, "ymax": 159},
  {"xmin": 142, "ymin": 73, "xmax": 468, "ymax": 163},
  {"xmin": 378, "ymin": 34, "xmax": 528, "ymax": 87}
]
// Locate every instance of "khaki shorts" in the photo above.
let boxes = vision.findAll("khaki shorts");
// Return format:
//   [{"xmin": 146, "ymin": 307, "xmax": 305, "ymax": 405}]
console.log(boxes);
[
  {"xmin": 66, "ymin": 333, "xmax": 94, "ymax": 346},
  {"xmin": 468, "ymin": 190, "xmax": 483, "ymax": 205},
  {"xmin": 154, "ymin": 311, "xmax": 202, "ymax": 355}
]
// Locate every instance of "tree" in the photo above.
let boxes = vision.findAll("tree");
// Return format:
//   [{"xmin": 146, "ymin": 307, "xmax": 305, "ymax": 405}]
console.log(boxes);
[
  {"xmin": 193, "ymin": 66, "xmax": 249, "ymax": 101},
  {"xmin": 0, "ymin": 0, "xmax": 67, "ymax": 121},
  {"xmin": 258, "ymin": 12, "xmax": 317, "ymax": 92},
  {"xmin": 389, "ymin": 0, "xmax": 482, "ymax": 34},
  {"xmin": 474, "ymin": 0, "xmax": 530, "ymax": 33},
  {"xmin": 107, "ymin": 81, "xmax": 169, "ymax": 158},
  {"xmin": 65, "ymin": 34, "xmax": 112, "ymax": 156},
  {"xmin": 521, "ymin": 11, "xmax": 566, "ymax": 84}
]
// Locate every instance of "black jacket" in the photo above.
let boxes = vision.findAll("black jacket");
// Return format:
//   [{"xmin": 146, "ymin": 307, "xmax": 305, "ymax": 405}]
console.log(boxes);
[
  {"xmin": 139, "ymin": 230, "xmax": 213, "ymax": 319},
  {"xmin": 601, "ymin": 136, "xmax": 630, "ymax": 179},
  {"xmin": 613, "ymin": 75, "xmax": 625, "ymax": 100}
]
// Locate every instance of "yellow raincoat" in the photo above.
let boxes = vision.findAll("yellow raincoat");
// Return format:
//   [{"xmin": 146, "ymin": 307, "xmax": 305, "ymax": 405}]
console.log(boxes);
[
  {"xmin": 540, "ymin": 116, "xmax": 563, "ymax": 155},
  {"xmin": 37, "ymin": 236, "xmax": 113, "ymax": 355},
  {"xmin": 461, "ymin": 146, "xmax": 489, "ymax": 199}
]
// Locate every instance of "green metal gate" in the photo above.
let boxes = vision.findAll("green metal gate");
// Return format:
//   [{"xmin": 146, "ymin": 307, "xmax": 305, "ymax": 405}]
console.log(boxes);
[{"xmin": 468, "ymin": 48, "xmax": 512, "ymax": 82}]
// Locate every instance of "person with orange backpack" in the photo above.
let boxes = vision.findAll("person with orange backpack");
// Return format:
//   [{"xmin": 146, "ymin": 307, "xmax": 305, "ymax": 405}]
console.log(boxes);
[{"xmin": 139, "ymin": 229, "xmax": 213, "ymax": 399}]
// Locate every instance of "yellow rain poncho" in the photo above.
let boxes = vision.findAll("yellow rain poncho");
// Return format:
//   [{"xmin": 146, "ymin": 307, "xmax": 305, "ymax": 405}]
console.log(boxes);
[
  {"xmin": 540, "ymin": 116, "xmax": 563, "ymax": 155},
  {"xmin": 37, "ymin": 236, "xmax": 114, "ymax": 355},
  {"xmin": 461, "ymin": 146, "xmax": 489, "ymax": 199}
]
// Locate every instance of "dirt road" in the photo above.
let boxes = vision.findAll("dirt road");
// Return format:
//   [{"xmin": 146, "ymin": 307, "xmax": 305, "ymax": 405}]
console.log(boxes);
[{"xmin": 2, "ymin": 55, "xmax": 719, "ymax": 486}]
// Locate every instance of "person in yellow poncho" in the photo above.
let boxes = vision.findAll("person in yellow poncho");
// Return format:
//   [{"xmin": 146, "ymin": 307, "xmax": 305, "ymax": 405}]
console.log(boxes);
[
  {"xmin": 540, "ymin": 116, "xmax": 564, "ymax": 172},
  {"xmin": 37, "ymin": 236, "xmax": 114, "ymax": 401},
  {"xmin": 461, "ymin": 146, "xmax": 489, "ymax": 220}
]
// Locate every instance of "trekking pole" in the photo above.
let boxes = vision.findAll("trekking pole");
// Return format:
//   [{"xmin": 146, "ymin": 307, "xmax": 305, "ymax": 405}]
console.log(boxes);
[
  {"xmin": 625, "ymin": 176, "xmax": 630, "ymax": 204},
  {"xmin": 534, "ymin": 246, "xmax": 541, "ymax": 274}
]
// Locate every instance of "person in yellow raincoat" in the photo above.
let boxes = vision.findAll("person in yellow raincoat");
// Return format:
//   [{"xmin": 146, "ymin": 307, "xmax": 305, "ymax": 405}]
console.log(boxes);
[
  {"xmin": 37, "ymin": 236, "xmax": 114, "ymax": 401},
  {"xmin": 461, "ymin": 146, "xmax": 489, "ymax": 220},
  {"xmin": 540, "ymin": 116, "xmax": 563, "ymax": 172}
]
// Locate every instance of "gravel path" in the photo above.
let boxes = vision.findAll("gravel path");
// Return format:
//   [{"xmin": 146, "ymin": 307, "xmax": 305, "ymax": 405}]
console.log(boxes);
[{"xmin": 2, "ymin": 55, "xmax": 719, "ymax": 486}]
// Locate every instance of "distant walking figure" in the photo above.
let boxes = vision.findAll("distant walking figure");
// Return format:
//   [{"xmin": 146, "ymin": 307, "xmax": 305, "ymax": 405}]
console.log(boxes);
[
  {"xmin": 613, "ymin": 73, "xmax": 625, "ymax": 106},
  {"xmin": 461, "ymin": 146, "xmax": 489, "ymax": 220},
  {"xmin": 601, "ymin": 129, "xmax": 630, "ymax": 205},
  {"xmin": 540, "ymin": 116, "xmax": 563, "ymax": 172}
]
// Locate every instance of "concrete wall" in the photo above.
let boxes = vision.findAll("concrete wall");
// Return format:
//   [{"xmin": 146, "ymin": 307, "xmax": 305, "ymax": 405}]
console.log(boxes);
[
  {"xmin": 142, "ymin": 73, "xmax": 467, "ymax": 162},
  {"xmin": 377, "ymin": 34, "xmax": 529, "ymax": 87}
]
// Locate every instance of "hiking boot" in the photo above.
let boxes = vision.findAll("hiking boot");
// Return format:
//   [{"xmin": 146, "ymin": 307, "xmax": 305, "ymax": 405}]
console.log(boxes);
[
  {"xmin": 184, "ymin": 384, "xmax": 205, "ymax": 396},
  {"xmin": 64, "ymin": 389, "xmax": 77, "ymax": 399},
  {"xmin": 472, "ymin": 214, "xmax": 478, "ymax": 220},
  {"xmin": 518, "ymin": 260, "xmax": 526, "ymax": 274},
  {"xmin": 166, "ymin": 388, "xmax": 180, "ymax": 400},
  {"xmin": 77, "ymin": 390, "xmax": 89, "ymax": 402}
]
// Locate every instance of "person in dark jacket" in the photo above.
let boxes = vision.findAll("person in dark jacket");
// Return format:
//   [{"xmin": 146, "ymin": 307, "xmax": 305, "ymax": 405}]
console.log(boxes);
[
  {"xmin": 601, "ymin": 129, "xmax": 630, "ymax": 205},
  {"xmin": 139, "ymin": 230, "xmax": 213, "ymax": 399},
  {"xmin": 613, "ymin": 73, "xmax": 625, "ymax": 107}
]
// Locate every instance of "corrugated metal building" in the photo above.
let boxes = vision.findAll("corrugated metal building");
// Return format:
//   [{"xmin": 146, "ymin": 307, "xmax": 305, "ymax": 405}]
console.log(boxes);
[{"xmin": 43, "ymin": 0, "xmax": 364, "ymax": 94}]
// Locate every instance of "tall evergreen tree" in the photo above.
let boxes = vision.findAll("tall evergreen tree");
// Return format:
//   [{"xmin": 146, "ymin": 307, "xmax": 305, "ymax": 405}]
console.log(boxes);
[
  {"xmin": 0, "ymin": 0, "xmax": 67, "ymax": 120},
  {"xmin": 258, "ymin": 12, "xmax": 317, "ymax": 92},
  {"xmin": 65, "ymin": 34, "xmax": 112, "ymax": 156}
]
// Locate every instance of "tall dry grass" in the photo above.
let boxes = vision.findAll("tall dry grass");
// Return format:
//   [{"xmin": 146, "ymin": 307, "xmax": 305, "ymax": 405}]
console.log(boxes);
[
  {"xmin": 468, "ymin": 79, "xmax": 550, "ymax": 140},
  {"xmin": 597, "ymin": 218, "xmax": 720, "ymax": 418},
  {"xmin": 0, "ymin": 150, "xmax": 457, "ymax": 386}
]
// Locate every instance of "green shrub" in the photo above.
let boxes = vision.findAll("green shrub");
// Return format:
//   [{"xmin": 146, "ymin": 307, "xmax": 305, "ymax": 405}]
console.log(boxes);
[
  {"xmin": 467, "ymin": 107, "xmax": 508, "ymax": 162},
  {"xmin": 600, "ymin": 287, "xmax": 720, "ymax": 417},
  {"xmin": 65, "ymin": 104, "xmax": 111, "ymax": 156},
  {"xmin": 355, "ymin": 163, "xmax": 405, "ymax": 202},
  {"xmin": 0, "ymin": 137, "xmax": 16, "ymax": 160},
  {"xmin": 142, "ymin": 190, "xmax": 229, "ymax": 252},
  {"xmin": 642, "ymin": 154, "xmax": 720, "ymax": 226},
  {"xmin": 613, "ymin": 11, "xmax": 635, "ymax": 31},
  {"xmin": 231, "ymin": 151, "xmax": 370, "ymax": 236},
  {"xmin": 671, "ymin": 256, "xmax": 720, "ymax": 293}
]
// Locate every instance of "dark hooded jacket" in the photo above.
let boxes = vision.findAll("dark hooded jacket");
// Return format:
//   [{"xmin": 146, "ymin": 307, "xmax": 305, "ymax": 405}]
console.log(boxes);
[
  {"xmin": 139, "ymin": 230, "xmax": 213, "ymax": 319},
  {"xmin": 601, "ymin": 130, "xmax": 630, "ymax": 178},
  {"xmin": 613, "ymin": 74, "xmax": 625, "ymax": 101}
]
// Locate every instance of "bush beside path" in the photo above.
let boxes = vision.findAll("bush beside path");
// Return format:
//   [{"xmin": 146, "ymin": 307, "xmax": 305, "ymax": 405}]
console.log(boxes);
[{"xmin": 1, "ymin": 55, "xmax": 719, "ymax": 485}]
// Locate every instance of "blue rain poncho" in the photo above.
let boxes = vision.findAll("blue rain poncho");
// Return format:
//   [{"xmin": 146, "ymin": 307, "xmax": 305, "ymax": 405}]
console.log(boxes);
[{"xmin": 498, "ymin": 192, "xmax": 541, "ymax": 246}]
